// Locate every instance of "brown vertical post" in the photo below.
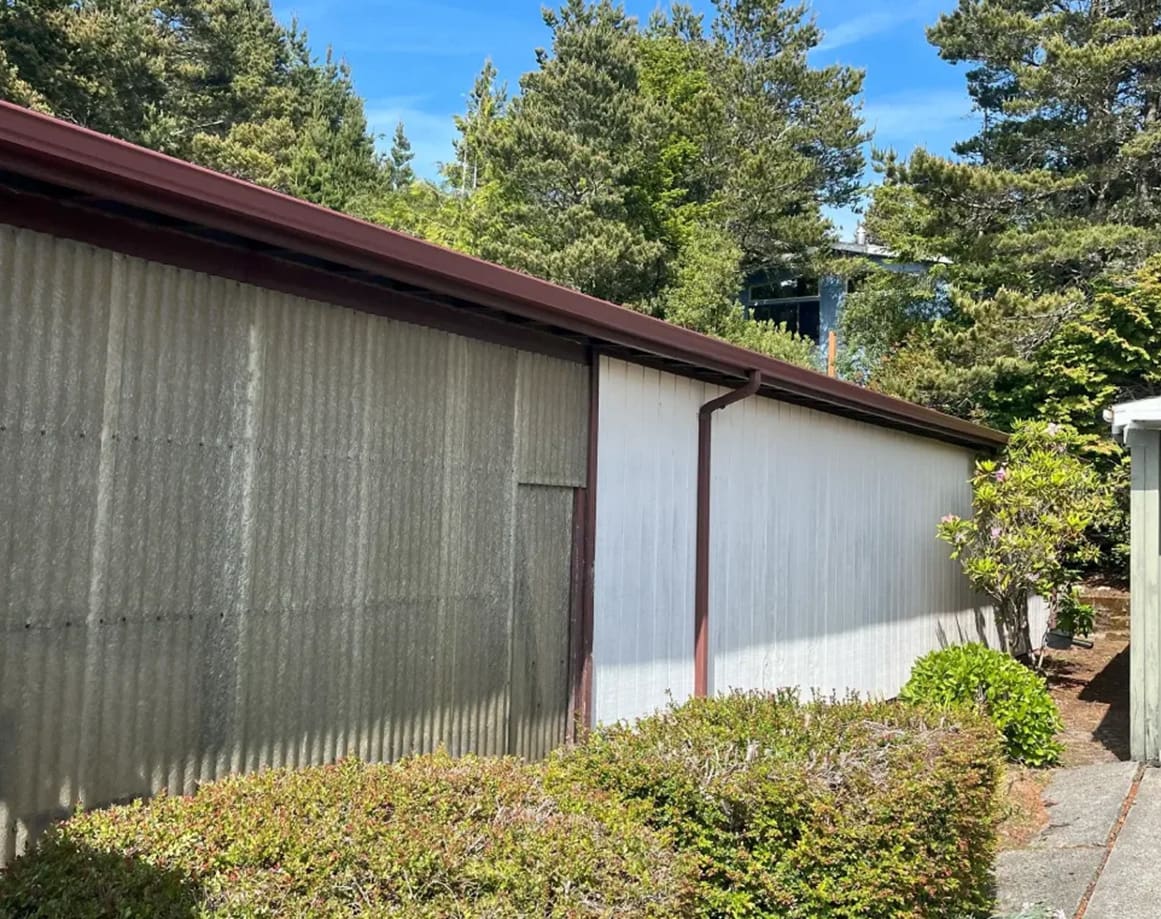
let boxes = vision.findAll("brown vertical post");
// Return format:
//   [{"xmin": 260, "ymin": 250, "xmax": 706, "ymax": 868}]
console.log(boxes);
[
  {"xmin": 567, "ymin": 348, "xmax": 600, "ymax": 733},
  {"xmin": 827, "ymin": 330, "xmax": 837, "ymax": 378},
  {"xmin": 694, "ymin": 369, "xmax": 762, "ymax": 698},
  {"xmin": 565, "ymin": 487, "xmax": 587, "ymax": 742}
]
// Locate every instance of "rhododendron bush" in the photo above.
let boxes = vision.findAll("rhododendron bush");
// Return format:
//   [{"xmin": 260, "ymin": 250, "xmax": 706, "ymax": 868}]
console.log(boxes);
[{"xmin": 937, "ymin": 421, "xmax": 1113, "ymax": 653}]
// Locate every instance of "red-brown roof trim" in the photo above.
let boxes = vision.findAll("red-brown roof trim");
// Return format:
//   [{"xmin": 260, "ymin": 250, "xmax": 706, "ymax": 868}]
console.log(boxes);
[{"xmin": 0, "ymin": 101, "xmax": 1005, "ymax": 449}]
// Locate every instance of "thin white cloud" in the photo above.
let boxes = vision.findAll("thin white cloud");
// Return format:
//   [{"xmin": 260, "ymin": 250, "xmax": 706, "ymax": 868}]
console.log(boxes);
[
  {"xmin": 365, "ymin": 97, "xmax": 458, "ymax": 180},
  {"xmin": 817, "ymin": 10, "xmax": 903, "ymax": 52},
  {"xmin": 861, "ymin": 89, "xmax": 978, "ymax": 148}
]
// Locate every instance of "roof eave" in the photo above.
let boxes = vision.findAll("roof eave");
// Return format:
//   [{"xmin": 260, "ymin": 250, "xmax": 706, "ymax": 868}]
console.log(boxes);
[{"xmin": 0, "ymin": 101, "xmax": 1007, "ymax": 451}]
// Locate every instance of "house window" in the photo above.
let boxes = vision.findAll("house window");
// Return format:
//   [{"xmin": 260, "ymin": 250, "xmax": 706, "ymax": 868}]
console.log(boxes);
[{"xmin": 748, "ymin": 276, "xmax": 821, "ymax": 342}]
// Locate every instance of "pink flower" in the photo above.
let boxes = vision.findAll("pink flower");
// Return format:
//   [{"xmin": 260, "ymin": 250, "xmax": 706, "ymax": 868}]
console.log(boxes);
[
  {"xmin": 1047, "ymin": 423, "xmax": 1060, "ymax": 435},
  {"xmin": 989, "ymin": 525, "xmax": 1002, "ymax": 540},
  {"xmin": 940, "ymin": 514, "xmax": 960, "ymax": 524},
  {"xmin": 995, "ymin": 466, "xmax": 1008, "ymax": 482}
]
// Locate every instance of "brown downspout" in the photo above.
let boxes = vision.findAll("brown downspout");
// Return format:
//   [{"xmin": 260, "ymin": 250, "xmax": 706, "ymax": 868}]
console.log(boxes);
[{"xmin": 695, "ymin": 369, "xmax": 762, "ymax": 698}]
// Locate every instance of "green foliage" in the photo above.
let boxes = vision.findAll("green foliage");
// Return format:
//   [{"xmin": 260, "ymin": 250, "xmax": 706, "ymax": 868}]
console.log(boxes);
[
  {"xmin": 549, "ymin": 691, "xmax": 1004, "ymax": 919},
  {"xmin": 434, "ymin": 0, "xmax": 864, "ymax": 321},
  {"xmin": 855, "ymin": 4, "xmax": 1161, "ymax": 580},
  {"xmin": 1, "ymin": 698, "xmax": 1005, "ymax": 918},
  {"xmin": 388, "ymin": 121, "xmax": 415, "ymax": 191},
  {"xmin": 0, "ymin": 754, "xmax": 694, "ymax": 918},
  {"xmin": 900, "ymin": 644, "xmax": 1063, "ymax": 767},
  {"xmin": 0, "ymin": 0, "xmax": 386, "ymax": 211},
  {"xmin": 1056, "ymin": 587, "xmax": 1096, "ymax": 639},
  {"xmin": 937, "ymin": 421, "xmax": 1114, "ymax": 651},
  {"xmin": 838, "ymin": 262, "xmax": 947, "ymax": 381},
  {"xmin": 645, "ymin": 219, "xmax": 820, "ymax": 369}
]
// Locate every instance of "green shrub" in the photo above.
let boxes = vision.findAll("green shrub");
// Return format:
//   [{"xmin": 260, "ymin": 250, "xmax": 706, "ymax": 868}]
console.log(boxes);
[
  {"xmin": 0, "ymin": 753, "xmax": 695, "ymax": 918},
  {"xmin": 548, "ymin": 690, "xmax": 1004, "ymax": 919},
  {"xmin": 1057, "ymin": 587, "xmax": 1096, "ymax": 638},
  {"xmin": 899, "ymin": 643, "xmax": 1064, "ymax": 766}
]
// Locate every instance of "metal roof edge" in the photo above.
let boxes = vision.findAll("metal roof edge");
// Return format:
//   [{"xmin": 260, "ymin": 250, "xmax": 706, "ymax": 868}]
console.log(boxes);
[{"xmin": 0, "ymin": 101, "xmax": 1006, "ymax": 451}]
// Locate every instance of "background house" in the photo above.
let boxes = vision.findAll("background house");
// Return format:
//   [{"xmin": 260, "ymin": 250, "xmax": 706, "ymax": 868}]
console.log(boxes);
[{"xmin": 740, "ymin": 228, "xmax": 932, "ymax": 367}]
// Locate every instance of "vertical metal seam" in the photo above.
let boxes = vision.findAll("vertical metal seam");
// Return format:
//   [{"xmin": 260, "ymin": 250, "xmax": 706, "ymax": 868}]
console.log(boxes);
[{"xmin": 505, "ymin": 345, "xmax": 524, "ymax": 755}]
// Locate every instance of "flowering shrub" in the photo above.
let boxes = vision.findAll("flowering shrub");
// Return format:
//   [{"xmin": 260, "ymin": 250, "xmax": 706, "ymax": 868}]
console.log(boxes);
[
  {"xmin": 1, "ymin": 698, "xmax": 1004, "ymax": 919},
  {"xmin": 900, "ymin": 643, "xmax": 1063, "ymax": 766},
  {"xmin": 938, "ymin": 421, "xmax": 1113, "ymax": 652}
]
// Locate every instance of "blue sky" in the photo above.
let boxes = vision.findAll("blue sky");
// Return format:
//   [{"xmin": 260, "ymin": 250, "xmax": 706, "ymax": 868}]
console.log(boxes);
[{"xmin": 271, "ymin": 0, "xmax": 979, "ymax": 238}]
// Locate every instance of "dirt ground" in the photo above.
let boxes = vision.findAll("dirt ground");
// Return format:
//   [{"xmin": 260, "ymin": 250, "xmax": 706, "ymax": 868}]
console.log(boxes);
[
  {"xmin": 1042, "ymin": 585, "xmax": 1131, "ymax": 767},
  {"xmin": 998, "ymin": 585, "xmax": 1131, "ymax": 850}
]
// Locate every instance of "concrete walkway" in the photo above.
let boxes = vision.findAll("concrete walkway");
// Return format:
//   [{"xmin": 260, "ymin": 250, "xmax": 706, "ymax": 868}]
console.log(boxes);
[{"xmin": 995, "ymin": 761, "xmax": 1156, "ymax": 918}]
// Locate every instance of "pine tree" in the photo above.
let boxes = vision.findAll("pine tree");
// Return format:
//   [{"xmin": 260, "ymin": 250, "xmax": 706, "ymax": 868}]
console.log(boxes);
[
  {"xmin": 853, "ymin": 0, "xmax": 1161, "ymax": 430},
  {"xmin": 389, "ymin": 121, "xmax": 415, "ymax": 190},
  {"xmin": 446, "ymin": 59, "xmax": 507, "ymax": 194},
  {"xmin": 0, "ymin": 0, "xmax": 386, "ymax": 209},
  {"xmin": 469, "ymin": 0, "xmax": 669, "ymax": 306}
]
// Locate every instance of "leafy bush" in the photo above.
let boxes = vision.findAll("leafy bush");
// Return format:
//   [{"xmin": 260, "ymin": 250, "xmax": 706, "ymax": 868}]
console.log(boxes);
[
  {"xmin": 900, "ymin": 643, "xmax": 1063, "ymax": 767},
  {"xmin": 937, "ymin": 420, "xmax": 1114, "ymax": 653},
  {"xmin": 1057, "ymin": 587, "xmax": 1096, "ymax": 638},
  {"xmin": 0, "ymin": 754, "xmax": 694, "ymax": 918},
  {"xmin": 549, "ymin": 691, "xmax": 1004, "ymax": 919}
]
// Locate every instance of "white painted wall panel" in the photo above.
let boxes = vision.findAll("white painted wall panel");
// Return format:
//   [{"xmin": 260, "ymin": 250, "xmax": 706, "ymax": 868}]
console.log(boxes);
[
  {"xmin": 710, "ymin": 395, "xmax": 994, "ymax": 699},
  {"xmin": 595, "ymin": 357, "xmax": 1004, "ymax": 725},
  {"xmin": 592, "ymin": 358, "xmax": 704, "ymax": 723}
]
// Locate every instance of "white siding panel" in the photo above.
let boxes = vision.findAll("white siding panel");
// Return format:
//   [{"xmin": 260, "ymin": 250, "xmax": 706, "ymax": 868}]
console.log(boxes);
[
  {"xmin": 592, "ymin": 358, "xmax": 703, "ymax": 723},
  {"xmin": 710, "ymin": 396, "xmax": 993, "ymax": 699},
  {"xmin": 595, "ymin": 357, "xmax": 998, "ymax": 725}
]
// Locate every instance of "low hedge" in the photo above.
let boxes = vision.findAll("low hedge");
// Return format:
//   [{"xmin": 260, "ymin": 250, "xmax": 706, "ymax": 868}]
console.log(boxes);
[
  {"xmin": 0, "ymin": 753, "xmax": 694, "ymax": 918},
  {"xmin": 1, "ymin": 695, "xmax": 1003, "ymax": 919},
  {"xmin": 549, "ymin": 690, "xmax": 1004, "ymax": 919}
]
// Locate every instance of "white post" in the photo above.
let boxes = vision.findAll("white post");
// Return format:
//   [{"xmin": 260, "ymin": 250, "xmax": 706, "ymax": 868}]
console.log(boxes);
[{"xmin": 1127, "ymin": 427, "xmax": 1161, "ymax": 762}]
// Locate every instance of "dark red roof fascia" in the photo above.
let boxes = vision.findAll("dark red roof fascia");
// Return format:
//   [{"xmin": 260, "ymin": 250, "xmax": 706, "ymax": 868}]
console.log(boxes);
[{"xmin": 0, "ymin": 102, "xmax": 1006, "ymax": 449}]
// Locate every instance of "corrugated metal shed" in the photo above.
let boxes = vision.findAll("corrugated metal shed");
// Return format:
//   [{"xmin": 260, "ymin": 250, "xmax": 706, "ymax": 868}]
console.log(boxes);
[
  {"xmin": 0, "ymin": 225, "xmax": 587, "ymax": 861},
  {"xmin": 0, "ymin": 102, "xmax": 1024, "ymax": 866}
]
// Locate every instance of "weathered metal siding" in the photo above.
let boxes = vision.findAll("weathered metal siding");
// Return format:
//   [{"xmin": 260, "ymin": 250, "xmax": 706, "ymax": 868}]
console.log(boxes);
[
  {"xmin": 0, "ymin": 224, "xmax": 586, "ymax": 862},
  {"xmin": 593, "ymin": 356, "xmax": 1000, "ymax": 726},
  {"xmin": 509, "ymin": 485, "xmax": 576, "ymax": 759},
  {"xmin": 516, "ymin": 351, "xmax": 588, "ymax": 487}
]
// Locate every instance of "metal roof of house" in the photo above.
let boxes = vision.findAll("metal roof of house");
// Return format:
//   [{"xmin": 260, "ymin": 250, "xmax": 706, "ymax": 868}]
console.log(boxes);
[{"xmin": 0, "ymin": 101, "xmax": 1005, "ymax": 450}]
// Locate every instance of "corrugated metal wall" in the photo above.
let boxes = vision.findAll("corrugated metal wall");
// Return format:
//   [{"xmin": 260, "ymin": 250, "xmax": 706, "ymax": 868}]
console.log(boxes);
[
  {"xmin": 593, "ymin": 356, "xmax": 1002, "ymax": 725},
  {"xmin": 0, "ymin": 224, "xmax": 588, "ymax": 862}
]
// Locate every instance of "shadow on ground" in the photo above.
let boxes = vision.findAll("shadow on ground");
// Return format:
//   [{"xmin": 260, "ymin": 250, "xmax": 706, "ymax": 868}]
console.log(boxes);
[
  {"xmin": 1041, "ymin": 589, "xmax": 1131, "ymax": 765},
  {"xmin": 1081, "ymin": 645, "xmax": 1131, "ymax": 760}
]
